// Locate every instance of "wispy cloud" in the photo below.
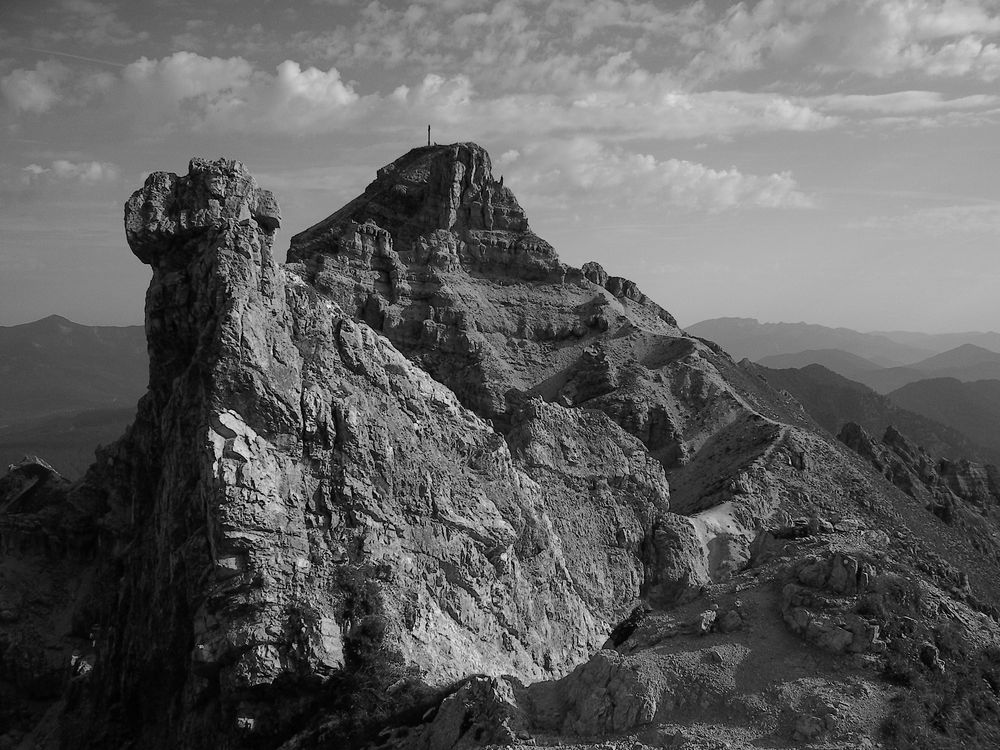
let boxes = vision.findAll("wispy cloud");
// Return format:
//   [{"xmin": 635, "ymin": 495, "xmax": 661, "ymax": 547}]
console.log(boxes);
[
  {"xmin": 680, "ymin": 0, "xmax": 1000, "ymax": 81},
  {"xmin": 809, "ymin": 90, "xmax": 1000, "ymax": 114},
  {"xmin": 7, "ymin": 49, "xmax": 834, "ymax": 142},
  {"xmin": 22, "ymin": 159, "xmax": 121, "ymax": 184},
  {"xmin": 504, "ymin": 138, "xmax": 813, "ymax": 213},
  {"xmin": 856, "ymin": 203, "xmax": 1000, "ymax": 234},
  {"xmin": 53, "ymin": 0, "xmax": 149, "ymax": 47},
  {"xmin": 20, "ymin": 46, "xmax": 127, "ymax": 68}
]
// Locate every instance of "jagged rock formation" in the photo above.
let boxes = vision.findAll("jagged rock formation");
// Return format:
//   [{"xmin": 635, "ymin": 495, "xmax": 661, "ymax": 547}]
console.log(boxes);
[
  {"xmin": 839, "ymin": 422, "xmax": 1000, "ymax": 578},
  {"xmin": 838, "ymin": 422, "xmax": 1000, "ymax": 520},
  {"xmin": 5, "ymin": 144, "xmax": 1000, "ymax": 750},
  {"xmin": 286, "ymin": 144, "xmax": 677, "ymax": 428}
]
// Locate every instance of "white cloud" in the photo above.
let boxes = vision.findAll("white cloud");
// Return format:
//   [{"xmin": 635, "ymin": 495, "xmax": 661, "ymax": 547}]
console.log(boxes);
[
  {"xmin": 122, "ymin": 52, "xmax": 254, "ymax": 107},
  {"xmin": 21, "ymin": 159, "xmax": 121, "ymax": 184},
  {"xmin": 51, "ymin": 159, "xmax": 120, "ymax": 183},
  {"xmin": 387, "ymin": 72, "xmax": 836, "ymax": 141},
  {"xmin": 497, "ymin": 149, "xmax": 520, "ymax": 166},
  {"xmin": 1, "ymin": 59, "xmax": 116, "ymax": 114},
  {"xmin": 682, "ymin": 0, "xmax": 1000, "ymax": 81},
  {"xmin": 11, "ymin": 0, "xmax": 1000, "ymax": 142},
  {"xmin": 118, "ymin": 52, "xmax": 361, "ymax": 134},
  {"xmin": 231, "ymin": 60, "xmax": 360, "ymax": 132},
  {"xmin": 1, "ymin": 60, "xmax": 71, "ymax": 114},
  {"xmin": 505, "ymin": 139, "xmax": 813, "ymax": 212},
  {"xmin": 10, "ymin": 50, "xmax": 831, "ymax": 141}
]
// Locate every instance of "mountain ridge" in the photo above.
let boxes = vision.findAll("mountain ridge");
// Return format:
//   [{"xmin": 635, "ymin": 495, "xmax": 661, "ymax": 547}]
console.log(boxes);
[
  {"xmin": 0, "ymin": 315, "xmax": 146, "ymax": 425},
  {"xmin": 756, "ymin": 363, "xmax": 1000, "ymax": 466},
  {"xmin": 4, "ymin": 145, "xmax": 1000, "ymax": 749},
  {"xmin": 756, "ymin": 349, "xmax": 883, "ymax": 381},
  {"xmin": 889, "ymin": 378, "xmax": 1000, "ymax": 460}
]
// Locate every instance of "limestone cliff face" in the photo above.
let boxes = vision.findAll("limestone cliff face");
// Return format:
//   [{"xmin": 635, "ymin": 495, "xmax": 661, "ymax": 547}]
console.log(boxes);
[
  {"xmin": 8, "ymin": 145, "xmax": 1000, "ymax": 750},
  {"xmin": 20, "ymin": 154, "xmax": 680, "ymax": 749},
  {"xmin": 287, "ymin": 143, "xmax": 678, "ymax": 426}
]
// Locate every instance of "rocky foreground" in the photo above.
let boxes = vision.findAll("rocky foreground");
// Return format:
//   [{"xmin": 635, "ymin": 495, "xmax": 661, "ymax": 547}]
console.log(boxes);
[{"xmin": 3, "ymin": 144, "xmax": 1000, "ymax": 749}]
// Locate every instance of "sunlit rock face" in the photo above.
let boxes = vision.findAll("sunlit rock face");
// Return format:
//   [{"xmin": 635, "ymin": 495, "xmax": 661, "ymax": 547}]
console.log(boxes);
[
  {"xmin": 22, "ymin": 151, "xmax": 688, "ymax": 748},
  {"xmin": 287, "ymin": 142, "xmax": 680, "ymax": 426},
  {"xmin": 6, "ymin": 145, "xmax": 1000, "ymax": 750}
]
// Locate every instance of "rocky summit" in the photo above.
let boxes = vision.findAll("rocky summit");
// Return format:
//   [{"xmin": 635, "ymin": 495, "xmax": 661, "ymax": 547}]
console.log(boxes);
[{"xmin": 3, "ymin": 144, "xmax": 1000, "ymax": 750}]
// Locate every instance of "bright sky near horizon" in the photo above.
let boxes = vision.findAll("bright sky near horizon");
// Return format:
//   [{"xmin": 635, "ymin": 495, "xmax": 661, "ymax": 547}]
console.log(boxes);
[{"xmin": 1, "ymin": 0, "xmax": 998, "ymax": 332}]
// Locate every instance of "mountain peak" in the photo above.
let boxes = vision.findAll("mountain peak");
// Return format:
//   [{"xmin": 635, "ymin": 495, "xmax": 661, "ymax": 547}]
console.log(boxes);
[
  {"xmin": 286, "ymin": 141, "xmax": 677, "ymax": 419},
  {"xmin": 289, "ymin": 141, "xmax": 539, "ymax": 264},
  {"xmin": 11, "ymin": 149, "xmax": 1000, "ymax": 750},
  {"xmin": 10, "ymin": 314, "xmax": 80, "ymax": 331},
  {"xmin": 914, "ymin": 342, "xmax": 1000, "ymax": 371}
]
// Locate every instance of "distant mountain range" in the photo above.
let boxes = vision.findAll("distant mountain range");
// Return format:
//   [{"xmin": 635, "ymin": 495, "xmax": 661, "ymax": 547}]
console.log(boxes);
[
  {"xmin": 756, "ymin": 349, "xmax": 882, "ymax": 382},
  {"xmin": 756, "ymin": 363, "xmax": 1000, "ymax": 466},
  {"xmin": 857, "ymin": 344, "xmax": 1000, "ymax": 394},
  {"xmin": 0, "ymin": 315, "xmax": 146, "ymax": 476},
  {"xmin": 889, "ymin": 378, "xmax": 1000, "ymax": 460},
  {"xmin": 871, "ymin": 329, "xmax": 1000, "ymax": 353},
  {"xmin": 687, "ymin": 317, "xmax": 1000, "ymax": 368},
  {"xmin": 693, "ymin": 318, "xmax": 1000, "ymax": 466}
]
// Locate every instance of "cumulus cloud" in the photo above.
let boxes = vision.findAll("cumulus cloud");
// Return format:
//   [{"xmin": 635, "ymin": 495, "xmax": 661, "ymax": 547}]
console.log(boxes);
[
  {"xmin": 118, "ymin": 52, "xmax": 361, "ymax": 133},
  {"xmin": 10, "ymin": 50, "xmax": 830, "ymax": 141},
  {"xmin": 384, "ymin": 70, "xmax": 835, "ymax": 142},
  {"xmin": 505, "ymin": 139, "xmax": 813, "ymax": 212},
  {"xmin": 21, "ymin": 159, "xmax": 121, "ymax": 184},
  {"xmin": 683, "ymin": 0, "xmax": 1000, "ymax": 81},
  {"xmin": 122, "ymin": 52, "xmax": 253, "ymax": 103},
  {"xmin": 1, "ymin": 60, "xmax": 115, "ymax": 114},
  {"xmin": 8, "ymin": 2, "xmax": 999, "ymax": 140},
  {"xmin": 1, "ymin": 60, "xmax": 71, "ymax": 114}
]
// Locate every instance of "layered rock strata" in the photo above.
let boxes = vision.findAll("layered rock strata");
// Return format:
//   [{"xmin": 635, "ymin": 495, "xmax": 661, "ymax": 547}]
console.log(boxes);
[
  {"xmin": 5, "ymin": 145, "xmax": 1000, "ymax": 749},
  {"xmin": 29, "ymin": 154, "xmax": 685, "ymax": 748}
]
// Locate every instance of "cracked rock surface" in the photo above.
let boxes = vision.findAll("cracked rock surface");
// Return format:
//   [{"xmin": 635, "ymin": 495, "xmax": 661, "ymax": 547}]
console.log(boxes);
[{"xmin": 4, "ymin": 145, "xmax": 1000, "ymax": 750}]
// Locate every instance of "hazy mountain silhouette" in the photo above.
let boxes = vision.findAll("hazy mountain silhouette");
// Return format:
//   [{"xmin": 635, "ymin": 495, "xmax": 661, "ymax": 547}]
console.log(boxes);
[
  {"xmin": 889, "ymin": 378, "xmax": 1000, "ymax": 460},
  {"xmin": 0, "ymin": 315, "xmax": 146, "ymax": 476},
  {"xmin": 688, "ymin": 317, "xmax": 1000, "ymax": 370},
  {"xmin": 0, "ymin": 315, "xmax": 146, "ymax": 424},
  {"xmin": 914, "ymin": 343, "xmax": 1000, "ymax": 372},
  {"xmin": 756, "ymin": 348, "xmax": 882, "ymax": 381},
  {"xmin": 855, "ymin": 344, "xmax": 1000, "ymax": 394},
  {"xmin": 756, "ymin": 363, "xmax": 999, "ymax": 465},
  {"xmin": 872, "ymin": 330, "xmax": 1000, "ymax": 353},
  {"xmin": 686, "ymin": 317, "xmax": 931, "ymax": 366}
]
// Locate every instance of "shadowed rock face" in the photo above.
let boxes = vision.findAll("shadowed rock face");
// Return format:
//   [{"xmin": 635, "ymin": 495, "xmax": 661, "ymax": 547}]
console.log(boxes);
[
  {"xmin": 7, "ymin": 145, "xmax": 1000, "ymax": 750},
  {"xmin": 7, "ymin": 153, "xmax": 686, "ymax": 749}
]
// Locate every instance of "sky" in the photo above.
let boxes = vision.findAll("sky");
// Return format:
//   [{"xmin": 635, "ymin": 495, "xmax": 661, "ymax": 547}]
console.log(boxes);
[{"xmin": 1, "ymin": 0, "xmax": 999, "ymax": 333}]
